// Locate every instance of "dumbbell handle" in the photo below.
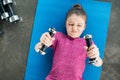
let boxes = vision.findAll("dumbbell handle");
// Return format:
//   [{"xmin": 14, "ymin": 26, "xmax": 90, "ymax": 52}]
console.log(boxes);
[
  {"xmin": 39, "ymin": 45, "xmax": 47, "ymax": 53},
  {"xmin": 85, "ymin": 38, "xmax": 92, "ymax": 48},
  {"xmin": 0, "ymin": 2, "xmax": 5, "ymax": 13},
  {"xmin": 7, "ymin": 4, "xmax": 14, "ymax": 16}
]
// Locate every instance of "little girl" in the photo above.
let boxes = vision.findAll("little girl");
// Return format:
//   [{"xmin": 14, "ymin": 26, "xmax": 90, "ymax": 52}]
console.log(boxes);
[{"xmin": 35, "ymin": 4, "xmax": 103, "ymax": 80}]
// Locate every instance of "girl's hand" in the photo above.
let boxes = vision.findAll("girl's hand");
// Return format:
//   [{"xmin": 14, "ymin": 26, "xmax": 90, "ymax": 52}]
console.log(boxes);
[
  {"xmin": 87, "ymin": 44, "xmax": 99, "ymax": 59},
  {"xmin": 40, "ymin": 32, "xmax": 55, "ymax": 47},
  {"xmin": 34, "ymin": 32, "xmax": 55, "ymax": 52},
  {"xmin": 84, "ymin": 44, "xmax": 103, "ymax": 67}
]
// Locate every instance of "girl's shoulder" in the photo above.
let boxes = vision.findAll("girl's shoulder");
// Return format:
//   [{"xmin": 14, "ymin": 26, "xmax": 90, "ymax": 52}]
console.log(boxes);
[
  {"xmin": 79, "ymin": 38, "xmax": 94, "ymax": 46},
  {"xmin": 54, "ymin": 32, "xmax": 66, "ymax": 39},
  {"xmin": 56, "ymin": 32, "xmax": 64, "ymax": 35},
  {"xmin": 78, "ymin": 38, "xmax": 87, "ymax": 45}
]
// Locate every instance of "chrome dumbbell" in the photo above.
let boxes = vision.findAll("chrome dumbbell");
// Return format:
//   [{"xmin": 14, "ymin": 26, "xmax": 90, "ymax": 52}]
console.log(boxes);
[
  {"xmin": 84, "ymin": 34, "xmax": 97, "ymax": 64},
  {"xmin": 38, "ymin": 28, "xmax": 56, "ymax": 55},
  {"xmin": 3, "ymin": 0, "xmax": 19, "ymax": 23},
  {"xmin": 0, "ymin": 0, "xmax": 9, "ymax": 20}
]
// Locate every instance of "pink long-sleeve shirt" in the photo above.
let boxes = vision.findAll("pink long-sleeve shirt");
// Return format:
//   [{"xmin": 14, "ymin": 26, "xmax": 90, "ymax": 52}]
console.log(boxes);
[{"xmin": 46, "ymin": 32, "xmax": 87, "ymax": 80}]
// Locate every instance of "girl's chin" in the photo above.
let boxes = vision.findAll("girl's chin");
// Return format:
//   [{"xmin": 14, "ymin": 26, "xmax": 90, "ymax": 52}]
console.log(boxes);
[
  {"xmin": 69, "ymin": 35, "xmax": 79, "ymax": 38},
  {"xmin": 71, "ymin": 36, "xmax": 79, "ymax": 38}
]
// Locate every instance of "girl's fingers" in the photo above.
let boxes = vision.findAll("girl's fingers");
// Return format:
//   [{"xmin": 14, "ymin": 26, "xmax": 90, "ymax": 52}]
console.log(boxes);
[
  {"xmin": 88, "ymin": 44, "xmax": 96, "ymax": 51},
  {"xmin": 41, "ymin": 34, "xmax": 51, "ymax": 43},
  {"xmin": 87, "ymin": 50, "xmax": 94, "ymax": 57},
  {"xmin": 40, "ymin": 32, "xmax": 51, "ymax": 41},
  {"xmin": 41, "ymin": 38, "xmax": 52, "ymax": 47},
  {"xmin": 87, "ymin": 48, "xmax": 99, "ymax": 58},
  {"xmin": 45, "ymin": 32, "xmax": 51, "ymax": 39},
  {"xmin": 89, "ymin": 54, "xmax": 97, "ymax": 58}
]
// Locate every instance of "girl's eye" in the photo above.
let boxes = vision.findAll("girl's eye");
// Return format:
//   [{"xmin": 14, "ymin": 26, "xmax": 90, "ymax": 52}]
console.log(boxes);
[
  {"xmin": 78, "ymin": 25, "xmax": 82, "ymax": 27},
  {"xmin": 69, "ymin": 24, "xmax": 74, "ymax": 26}
]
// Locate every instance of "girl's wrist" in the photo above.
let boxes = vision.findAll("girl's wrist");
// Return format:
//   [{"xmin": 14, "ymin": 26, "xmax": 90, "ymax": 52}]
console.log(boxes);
[{"xmin": 93, "ymin": 57, "xmax": 103, "ymax": 67}]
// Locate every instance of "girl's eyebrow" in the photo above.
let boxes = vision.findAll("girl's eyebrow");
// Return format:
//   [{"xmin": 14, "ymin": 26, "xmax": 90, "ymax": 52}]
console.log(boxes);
[
  {"xmin": 67, "ymin": 22, "xmax": 74, "ymax": 24},
  {"xmin": 68, "ymin": 22, "xmax": 74, "ymax": 23},
  {"xmin": 78, "ymin": 23, "xmax": 83, "ymax": 24}
]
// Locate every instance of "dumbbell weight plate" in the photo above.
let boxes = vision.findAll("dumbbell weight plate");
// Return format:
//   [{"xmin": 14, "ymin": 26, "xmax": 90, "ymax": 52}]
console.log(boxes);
[
  {"xmin": 3, "ymin": 0, "xmax": 13, "ymax": 5},
  {"xmin": 1, "ymin": 12, "xmax": 9, "ymax": 20},
  {"xmin": 9, "ymin": 15, "xmax": 19, "ymax": 23}
]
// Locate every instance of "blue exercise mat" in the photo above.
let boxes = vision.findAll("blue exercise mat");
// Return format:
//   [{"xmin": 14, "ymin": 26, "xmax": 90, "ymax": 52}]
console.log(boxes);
[{"xmin": 24, "ymin": 0, "xmax": 112, "ymax": 80}]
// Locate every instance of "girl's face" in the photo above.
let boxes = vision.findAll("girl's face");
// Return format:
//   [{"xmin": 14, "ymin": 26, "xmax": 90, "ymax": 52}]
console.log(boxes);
[{"xmin": 66, "ymin": 14, "xmax": 86, "ymax": 38}]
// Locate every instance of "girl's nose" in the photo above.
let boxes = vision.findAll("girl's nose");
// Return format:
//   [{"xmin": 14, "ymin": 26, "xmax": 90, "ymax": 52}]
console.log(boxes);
[{"xmin": 72, "ymin": 26, "xmax": 77, "ymax": 32}]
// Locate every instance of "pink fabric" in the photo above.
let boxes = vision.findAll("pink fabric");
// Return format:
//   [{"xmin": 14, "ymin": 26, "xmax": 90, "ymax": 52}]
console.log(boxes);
[{"xmin": 46, "ymin": 32, "xmax": 87, "ymax": 80}]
